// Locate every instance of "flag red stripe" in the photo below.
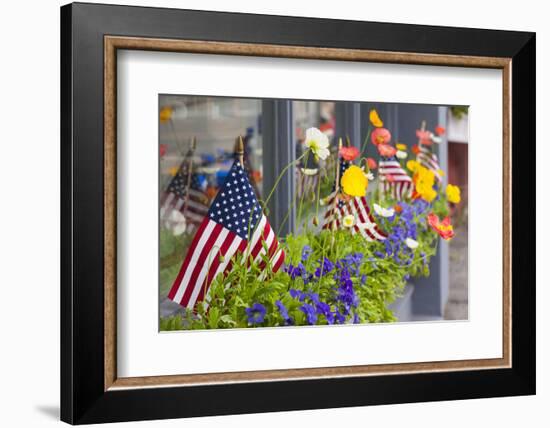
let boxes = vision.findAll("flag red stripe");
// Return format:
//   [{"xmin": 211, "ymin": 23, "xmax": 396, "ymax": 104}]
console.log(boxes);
[
  {"xmin": 179, "ymin": 223, "xmax": 224, "ymax": 307},
  {"xmin": 225, "ymin": 240, "xmax": 248, "ymax": 276},
  {"xmin": 196, "ymin": 232, "xmax": 239, "ymax": 306},
  {"xmin": 257, "ymin": 236, "xmax": 279, "ymax": 271},
  {"xmin": 167, "ymin": 218, "xmax": 210, "ymax": 302},
  {"xmin": 249, "ymin": 221, "xmax": 271, "ymax": 262},
  {"xmin": 272, "ymin": 250, "xmax": 285, "ymax": 272}
]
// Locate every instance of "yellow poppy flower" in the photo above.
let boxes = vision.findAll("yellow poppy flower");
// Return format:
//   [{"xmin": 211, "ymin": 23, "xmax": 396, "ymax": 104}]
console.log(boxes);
[
  {"xmin": 168, "ymin": 166, "xmax": 179, "ymax": 176},
  {"xmin": 369, "ymin": 109, "xmax": 383, "ymax": 127},
  {"xmin": 341, "ymin": 165, "xmax": 368, "ymax": 197},
  {"xmin": 413, "ymin": 165, "xmax": 437, "ymax": 202},
  {"xmin": 396, "ymin": 143, "xmax": 407, "ymax": 151},
  {"xmin": 159, "ymin": 106, "xmax": 173, "ymax": 123},
  {"xmin": 446, "ymin": 184, "xmax": 461, "ymax": 204},
  {"xmin": 407, "ymin": 160, "xmax": 420, "ymax": 172},
  {"xmin": 419, "ymin": 185, "xmax": 437, "ymax": 202}
]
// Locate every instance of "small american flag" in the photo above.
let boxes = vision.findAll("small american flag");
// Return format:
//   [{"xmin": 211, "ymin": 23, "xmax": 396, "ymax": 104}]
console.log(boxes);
[
  {"xmin": 416, "ymin": 144, "xmax": 442, "ymax": 182},
  {"xmin": 168, "ymin": 160, "xmax": 285, "ymax": 309},
  {"xmin": 378, "ymin": 157, "xmax": 414, "ymax": 201},
  {"xmin": 322, "ymin": 158, "xmax": 387, "ymax": 242},
  {"xmin": 160, "ymin": 156, "xmax": 209, "ymax": 228}
]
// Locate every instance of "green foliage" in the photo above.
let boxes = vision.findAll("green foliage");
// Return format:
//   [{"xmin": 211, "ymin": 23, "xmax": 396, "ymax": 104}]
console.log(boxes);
[
  {"xmin": 159, "ymin": 228, "xmax": 193, "ymax": 297},
  {"xmin": 450, "ymin": 106, "xmax": 468, "ymax": 120},
  {"xmin": 161, "ymin": 207, "xmax": 441, "ymax": 331}
]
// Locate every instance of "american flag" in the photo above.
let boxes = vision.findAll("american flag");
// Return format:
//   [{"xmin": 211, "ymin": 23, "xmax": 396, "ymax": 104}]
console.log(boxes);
[
  {"xmin": 378, "ymin": 157, "xmax": 414, "ymax": 201},
  {"xmin": 416, "ymin": 144, "xmax": 442, "ymax": 182},
  {"xmin": 322, "ymin": 158, "xmax": 387, "ymax": 242},
  {"xmin": 168, "ymin": 160, "xmax": 285, "ymax": 309},
  {"xmin": 160, "ymin": 156, "xmax": 209, "ymax": 229}
]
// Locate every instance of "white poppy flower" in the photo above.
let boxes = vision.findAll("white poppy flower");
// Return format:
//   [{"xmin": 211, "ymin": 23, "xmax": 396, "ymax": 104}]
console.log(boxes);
[
  {"xmin": 164, "ymin": 209, "xmax": 187, "ymax": 236},
  {"xmin": 405, "ymin": 238, "xmax": 419, "ymax": 249},
  {"xmin": 373, "ymin": 203, "xmax": 395, "ymax": 218},
  {"xmin": 365, "ymin": 171, "xmax": 375, "ymax": 181},
  {"xmin": 304, "ymin": 127, "xmax": 330, "ymax": 160},
  {"xmin": 396, "ymin": 150, "xmax": 408, "ymax": 159},
  {"xmin": 431, "ymin": 136, "xmax": 443, "ymax": 144},
  {"xmin": 301, "ymin": 167, "xmax": 319, "ymax": 176},
  {"xmin": 342, "ymin": 214, "xmax": 355, "ymax": 228}
]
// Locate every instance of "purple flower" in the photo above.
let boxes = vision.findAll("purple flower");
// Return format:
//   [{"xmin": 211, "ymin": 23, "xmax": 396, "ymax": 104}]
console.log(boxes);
[
  {"xmin": 289, "ymin": 288, "xmax": 303, "ymax": 299},
  {"xmin": 315, "ymin": 301, "xmax": 334, "ymax": 324},
  {"xmin": 301, "ymin": 245, "xmax": 313, "ymax": 262},
  {"xmin": 306, "ymin": 292, "xmax": 320, "ymax": 305},
  {"xmin": 334, "ymin": 310, "xmax": 346, "ymax": 324},
  {"xmin": 275, "ymin": 300, "xmax": 293, "ymax": 325},
  {"xmin": 339, "ymin": 253, "xmax": 364, "ymax": 275},
  {"xmin": 412, "ymin": 199, "xmax": 430, "ymax": 215},
  {"xmin": 334, "ymin": 267, "xmax": 359, "ymax": 314},
  {"xmin": 300, "ymin": 303, "xmax": 318, "ymax": 325},
  {"xmin": 245, "ymin": 303, "xmax": 266, "ymax": 324},
  {"xmin": 285, "ymin": 262, "xmax": 312, "ymax": 284},
  {"xmin": 315, "ymin": 257, "xmax": 335, "ymax": 277}
]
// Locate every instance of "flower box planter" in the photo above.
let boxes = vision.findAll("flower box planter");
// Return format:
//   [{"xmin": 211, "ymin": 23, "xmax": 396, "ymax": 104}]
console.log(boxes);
[{"xmin": 388, "ymin": 283, "xmax": 415, "ymax": 321}]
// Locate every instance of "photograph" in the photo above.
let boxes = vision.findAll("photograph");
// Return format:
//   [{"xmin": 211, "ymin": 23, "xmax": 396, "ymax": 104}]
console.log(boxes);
[{"xmin": 158, "ymin": 95, "xmax": 469, "ymax": 331}]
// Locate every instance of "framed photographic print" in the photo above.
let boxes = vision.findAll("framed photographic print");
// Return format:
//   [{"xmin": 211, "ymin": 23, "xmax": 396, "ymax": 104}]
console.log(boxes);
[{"xmin": 60, "ymin": 2, "xmax": 535, "ymax": 424}]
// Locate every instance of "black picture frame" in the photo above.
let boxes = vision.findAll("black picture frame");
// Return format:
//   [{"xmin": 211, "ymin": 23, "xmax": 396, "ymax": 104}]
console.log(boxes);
[{"xmin": 61, "ymin": 2, "xmax": 535, "ymax": 424}]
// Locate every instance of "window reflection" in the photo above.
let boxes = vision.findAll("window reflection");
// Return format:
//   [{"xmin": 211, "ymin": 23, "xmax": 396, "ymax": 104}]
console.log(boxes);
[{"xmin": 159, "ymin": 95, "xmax": 263, "ymax": 301}]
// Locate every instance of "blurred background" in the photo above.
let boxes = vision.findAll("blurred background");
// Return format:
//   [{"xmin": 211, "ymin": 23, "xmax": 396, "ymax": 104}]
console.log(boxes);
[{"xmin": 159, "ymin": 95, "xmax": 469, "ymax": 322}]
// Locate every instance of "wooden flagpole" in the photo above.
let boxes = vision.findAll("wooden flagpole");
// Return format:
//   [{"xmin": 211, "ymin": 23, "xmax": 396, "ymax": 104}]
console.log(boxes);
[
  {"xmin": 236, "ymin": 136, "xmax": 245, "ymax": 167},
  {"xmin": 181, "ymin": 136, "xmax": 196, "ymax": 218},
  {"xmin": 331, "ymin": 138, "xmax": 343, "ymax": 231},
  {"xmin": 418, "ymin": 119, "xmax": 427, "ymax": 148}
]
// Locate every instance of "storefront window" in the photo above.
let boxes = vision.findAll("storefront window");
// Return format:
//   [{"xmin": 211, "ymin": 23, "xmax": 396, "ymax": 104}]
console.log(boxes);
[{"xmin": 159, "ymin": 95, "xmax": 262, "ymax": 302}]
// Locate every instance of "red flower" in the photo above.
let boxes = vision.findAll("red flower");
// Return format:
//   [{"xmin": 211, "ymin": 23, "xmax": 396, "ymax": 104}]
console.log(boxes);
[
  {"xmin": 160, "ymin": 144, "xmax": 167, "ymax": 157},
  {"xmin": 427, "ymin": 213, "xmax": 455, "ymax": 240},
  {"xmin": 366, "ymin": 157, "xmax": 377, "ymax": 170},
  {"xmin": 371, "ymin": 127, "xmax": 392, "ymax": 146},
  {"xmin": 339, "ymin": 146, "xmax": 360, "ymax": 161},
  {"xmin": 394, "ymin": 204, "xmax": 403, "ymax": 213},
  {"xmin": 416, "ymin": 129, "xmax": 433, "ymax": 146},
  {"xmin": 377, "ymin": 143, "xmax": 397, "ymax": 157},
  {"xmin": 435, "ymin": 125, "xmax": 446, "ymax": 136},
  {"xmin": 411, "ymin": 144, "xmax": 420, "ymax": 155}
]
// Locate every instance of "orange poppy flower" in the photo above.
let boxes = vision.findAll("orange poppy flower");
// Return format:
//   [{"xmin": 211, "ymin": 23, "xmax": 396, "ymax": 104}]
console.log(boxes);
[
  {"xmin": 394, "ymin": 204, "xmax": 403, "ymax": 213},
  {"xmin": 377, "ymin": 143, "xmax": 397, "ymax": 157},
  {"xmin": 427, "ymin": 213, "xmax": 455, "ymax": 240},
  {"xmin": 371, "ymin": 127, "xmax": 392, "ymax": 146},
  {"xmin": 416, "ymin": 129, "xmax": 433, "ymax": 146},
  {"xmin": 435, "ymin": 125, "xmax": 446, "ymax": 136},
  {"xmin": 412, "ymin": 144, "xmax": 420, "ymax": 155},
  {"xmin": 339, "ymin": 146, "xmax": 360, "ymax": 161},
  {"xmin": 369, "ymin": 109, "xmax": 384, "ymax": 127},
  {"xmin": 159, "ymin": 106, "xmax": 173, "ymax": 123},
  {"xmin": 366, "ymin": 157, "xmax": 377, "ymax": 170}
]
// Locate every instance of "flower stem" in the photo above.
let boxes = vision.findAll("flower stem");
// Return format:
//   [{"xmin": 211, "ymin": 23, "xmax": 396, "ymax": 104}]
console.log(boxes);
[
  {"xmin": 359, "ymin": 125, "xmax": 372, "ymax": 157},
  {"xmin": 314, "ymin": 167, "xmax": 322, "ymax": 224},
  {"xmin": 264, "ymin": 151, "xmax": 308, "ymax": 208},
  {"xmin": 296, "ymin": 151, "xmax": 310, "ymax": 230}
]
